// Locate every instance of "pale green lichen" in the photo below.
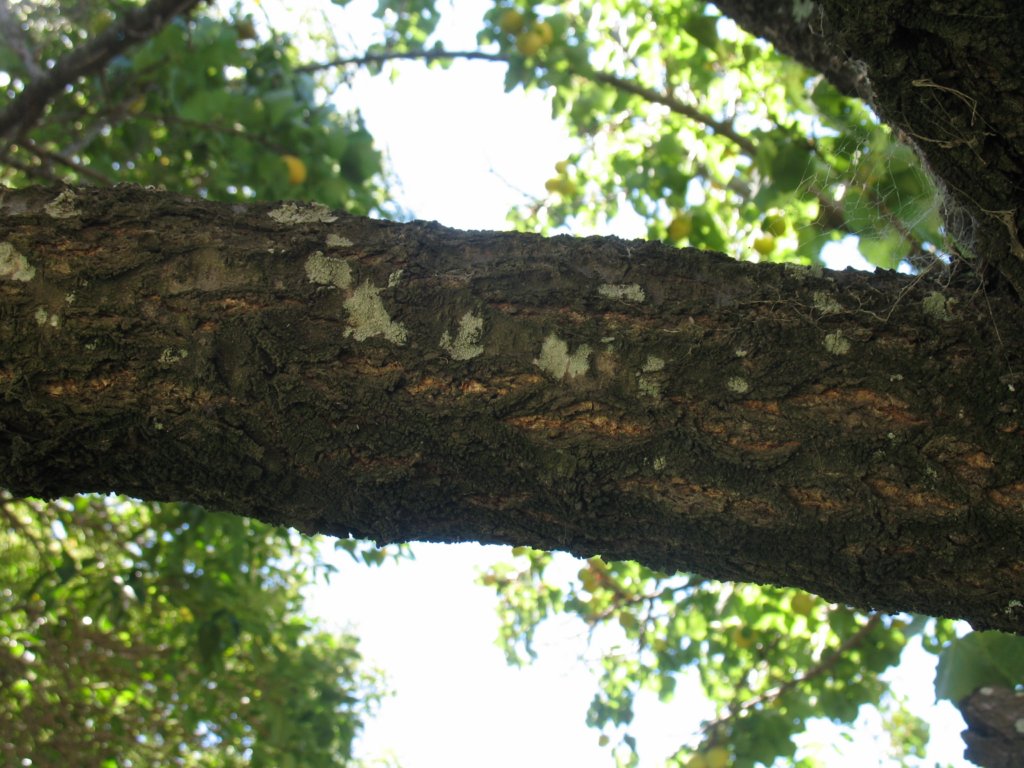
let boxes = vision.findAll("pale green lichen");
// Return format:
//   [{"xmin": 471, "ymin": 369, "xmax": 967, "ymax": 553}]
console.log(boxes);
[
  {"xmin": 598, "ymin": 283, "xmax": 646, "ymax": 303},
  {"xmin": 440, "ymin": 311, "xmax": 485, "ymax": 360},
  {"xmin": 783, "ymin": 262, "xmax": 823, "ymax": 279},
  {"xmin": 791, "ymin": 0, "xmax": 815, "ymax": 23},
  {"xmin": 387, "ymin": 269, "xmax": 403, "ymax": 288},
  {"xmin": 159, "ymin": 347, "xmax": 188, "ymax": 364},
  {"xmin": 638, "ymin": 355, "xmax": 666, "ymax": 397},
  {"xmin": 534, "ymin": 334, "xmax": 591, "ymax": 379},
  {"xmin": 305, "ymin": 252, "xmax": 352, "ymax": 289},
  {"xmin": 269, "ymin": 202, "xmax": 338, "ymax": 224},
  {"xmin": 638, "ymin": 375, "xmax": 662, "ymax": 398},
  {"xmin": 44, "ymin": 189, "xmax": 79, "ymax": 219},
  {"xmin": 344, "ymin": 280, "xmax": 407, "ymax": 344},
  {"xmin": 726, "ymin": 376, "xmax": 750, "ymax": 394},
  {"xmin": 922, "ymin": 291, "xmax": 954, "ymax": 321},
  {"xmin": 0, "ymin": 242, "xmax": 35, "ymax": 281},
  {"xmin": 326, "ymin": 233, "xmax": 353, "ymax": 248},
  {"xmin": 653, "ymin": 456, "xmax": 667, "ymax": 471},
  {"xmin": 642, "ymin": 355, "xmax": 665, "ymax": 372},
  {"xmin": 34, "ymin": 307, "xmax": 59, "ymax": 327},
  {"xmin": 813, "ymin": 291, "xmax": 843, "ymax": 315},
  {"xmin": 823, "ymin": 331, "xmax": 850, "ymax": 355}
]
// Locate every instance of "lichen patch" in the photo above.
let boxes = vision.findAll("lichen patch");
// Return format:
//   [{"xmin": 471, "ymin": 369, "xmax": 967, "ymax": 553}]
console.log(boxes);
[
  {"xmin": 726, "ymin": 376, "xmax": 750, "ymax": 394},
  {"xmin": 34, "ymin": 307, "xmax": 59, "ymax": 328},
  {"xmin": 0, "ymin": 242, "xmax": 35, "ymax": 281},
  {"xmin": 823, "ymin": 331, "xmax": 851, "ymax": 355},
  {"xmin": 269, "ymin": 202, "xmax": 338, "ymax": 224},
  {"xmin": 922, "ymin": 291, "xmax": 954, "ymax": 321},
  {"xmin": 44, "ymin": 189, "xmax": 79, "ymax": 219},
  {"xmin": 813, "ymin": 291, "xmax": 843, "ymax": 315},
  {"xmin": 305, "ymin": 252, "xmax": 352, "ymax": 289},
  {"xmin": 159, "ymin": 347, "xmax": 188, "ymax": 364},
  {"xmin": 534, "ymin": 334, "xmax": 591, "ymax": 380},
  {"xmin": 598, "ymin": 283, "xmax": 646, "ymax": 303},
  {"xmin": 326, "ymin": 233, "xmax": 353, "ymax": 248},
  {"xmin": 344, "ymin": 280, "xmax": 407, "ymax": 344},
  {"xmin": 440, "ymin": 311, "xmax": 485, "ymax": 360}
]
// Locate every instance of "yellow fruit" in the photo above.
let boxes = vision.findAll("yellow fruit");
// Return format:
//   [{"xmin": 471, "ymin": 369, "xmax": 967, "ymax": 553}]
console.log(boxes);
[
  {"xmin": 598, "ymin": 734, "xmax": 610, "ymax": 747},
  {"xmin": 728, "ymin": 625, "xmax": 756, "ymax": 649},
  {"xmin": 498, "ymin": 9, "xmax": 525, "ymax": 35},
  {"xmin": 762, "ymin": 212, "xmax": 787, "ymax": 236},
  {"xmin": 533, "ymin": 20, "xmax": 554, "ymax": 45},
  {"xmin": 667, "ymin": 213, "xmax": 693, "ymax": 240},
  {"xmin": 753, "ymin": 233, "xmax": 775, "ymax": 255},
  {"xmin": 686, "ymin": 755, "xmax": 708, "ymax": 768},
  {"xmin": 554, "ymin": 159, "xmax": 569, "ymax": 174},
  {"xmin": 705, "ymin": 746, "xmax": 730, "ymax": 768},
  {"xmin": 281, "ymin": 154, "xmax": 307, "ymax": 185},
  {"xmin": 544, "ymin": 177, "xmax": 576, "ymax": 196},
  {"xmin": 128, "ymin": 95, "xmax": 147, "ymax": 115},
  {"xmin": 516, "ymin": 30, "xmax": 544, "ymax": 56},
  {"xmin": 791, "ymin": 592, "xmax": 815, "ymax": 616}
]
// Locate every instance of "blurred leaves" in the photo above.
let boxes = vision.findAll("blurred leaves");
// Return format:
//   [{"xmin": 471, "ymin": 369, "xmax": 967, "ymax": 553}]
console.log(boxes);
[{"xmin": 0, "ymin": 494, "xmax": 391, "ymax": 767}]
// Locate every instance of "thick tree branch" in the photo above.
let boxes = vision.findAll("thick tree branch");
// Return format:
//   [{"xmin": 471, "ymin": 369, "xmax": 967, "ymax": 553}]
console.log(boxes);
[
  {"xmin": 714, "ymin": 0, "xmax": 871, "ymax": 99},
  {"xmin": 0, "ymin": 0, "xmax": 204, "ymax": 143},
  {"xmin": 1, "ymin": 185, "xmax": 1023, "ymax": 632}
]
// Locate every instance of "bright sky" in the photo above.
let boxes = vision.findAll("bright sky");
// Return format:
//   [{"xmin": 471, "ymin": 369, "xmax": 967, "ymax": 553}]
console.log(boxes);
[{"xmin": 283, "ymin": 1, "xmax": 973, "ymax": 765}]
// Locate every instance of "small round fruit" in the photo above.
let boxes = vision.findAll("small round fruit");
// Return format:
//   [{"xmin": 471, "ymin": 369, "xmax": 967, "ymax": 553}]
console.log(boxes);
[
  {"xmin": 516, "ymin": 30, "xmax": 544, "ymax": 56},
  {"xmin": 544, "ymin": 177, "xmax": 562, "ymax": 193},
  {"xmin": 498, "ymin": 9, "xmax": 525, "ymax": 35},
  {"xmin": 533, "ymin": 20, "xmax": 554, "ymax": 44},
  {"xmin": 762, "ymin": 212, "xmax": 787, "ymax": 236},
  {"xmin": 753, "ymin": 233, "xmax": 776, "ymax": 255},
  {"xmin": 705, "ymin": 746, "xmax": 730, "ymax": 768},
  {"xmin": 554, "ymin": 159, "xmax": 569, "ymax": 174},
  {"xmin": 791, "ymin": 593, "xmax": 815, "ymax": 616},
  {"xmin": 686, "ymin": 755, "xmax": 708, "ymax": 768},
  {"xmin": 667, "ymin": 213, "xmax": 693, "ymax": 240},
  {"xmin": 281, "ymin": 154, "xmax": 307, "ymax": 185},
  {"xmin": 728, "ymin": 625, "xmax": 756, "ymax": 649},
  {"xmin": 598, "ymin": 734, "xmax": 610, "ymax": 747}
]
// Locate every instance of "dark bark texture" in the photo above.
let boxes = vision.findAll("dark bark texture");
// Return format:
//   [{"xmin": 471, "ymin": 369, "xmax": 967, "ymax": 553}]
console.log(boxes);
[
  {"xmin": 960, "ymin": 685, "xmax": 1024, "ymax": 768},
  {"xmin": 1, "ymin": 185, "xmax": 1023, "ymax": 631},
  {"xmin": 717, "ymin": 0, "xmax": 1024, "ymax": 296}
]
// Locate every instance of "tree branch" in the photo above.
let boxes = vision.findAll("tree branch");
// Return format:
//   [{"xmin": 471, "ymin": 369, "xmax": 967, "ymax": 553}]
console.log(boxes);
[{"xmin": 0, "ymin": 0, "xmax": 204, "ymax": 143}]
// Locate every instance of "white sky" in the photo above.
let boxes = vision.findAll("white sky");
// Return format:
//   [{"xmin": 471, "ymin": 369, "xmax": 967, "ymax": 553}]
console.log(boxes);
[{"xmin": 275, "ymin": 1, "xmax": 973, "ymax": 765}]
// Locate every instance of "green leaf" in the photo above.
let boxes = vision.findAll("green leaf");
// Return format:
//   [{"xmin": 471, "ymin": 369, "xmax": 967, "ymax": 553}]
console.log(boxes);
[{"xmin": 936, "ymin": 631, "xmax": 1024, "ymax": 702}]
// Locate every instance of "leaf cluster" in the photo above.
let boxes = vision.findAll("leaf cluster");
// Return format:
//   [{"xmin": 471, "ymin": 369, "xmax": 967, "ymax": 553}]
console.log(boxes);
[
  {"xmin": 481, "ymin": 549, "xmax": 958, "ymax": 766},
  {"xmin": 0, "ymin": 494, "xmax": 388, "ymax": 767}
]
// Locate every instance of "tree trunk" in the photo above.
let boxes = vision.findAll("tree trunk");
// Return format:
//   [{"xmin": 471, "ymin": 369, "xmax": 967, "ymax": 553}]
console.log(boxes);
[
  {"xmin": 717, "ymin": 0, "xmax": 1024, "ymax": 296},
  {"xmin": 2, "ymin": 184, "xmax": 1023, "ymax": 631}
]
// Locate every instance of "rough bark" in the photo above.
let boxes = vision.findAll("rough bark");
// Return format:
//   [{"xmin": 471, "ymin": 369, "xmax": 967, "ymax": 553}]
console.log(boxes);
[
  {"xmin": 960, "ymin": 686, "xmax": 1024, "ymax": 768},
  {"xmin": 713, "ymin": 0, "xmax": 870, "ymax": 99},
  {"xmin": 716, "ymin": 0, "xmax": 1024, "ymax": 296},
  {"xmin": 1, "ymin": 185, "xmax": 1023, "ymax": 631}
]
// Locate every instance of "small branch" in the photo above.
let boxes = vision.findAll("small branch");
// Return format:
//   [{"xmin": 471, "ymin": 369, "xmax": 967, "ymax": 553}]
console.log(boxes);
[
  {"xmin": 583, "ymin": 69, "xmax": 758, "ymax": 157},
  {"xmin": 0, "ymin": 0, "xmax": 44, "ymax": 78},
  {"xmin": 18, "ymin": 138, "xmax": 114, "ymax": 185},
  {"xmin": 297, "ymin": 48, "xmax": 507, "ymax": 74},
  {"xmin": 702, "ymin": 613, "xmax": 884, "ymax": 734},
  {"xmin": 0, "ymin": 0, "xmax": 204, "ymax": 142}
]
